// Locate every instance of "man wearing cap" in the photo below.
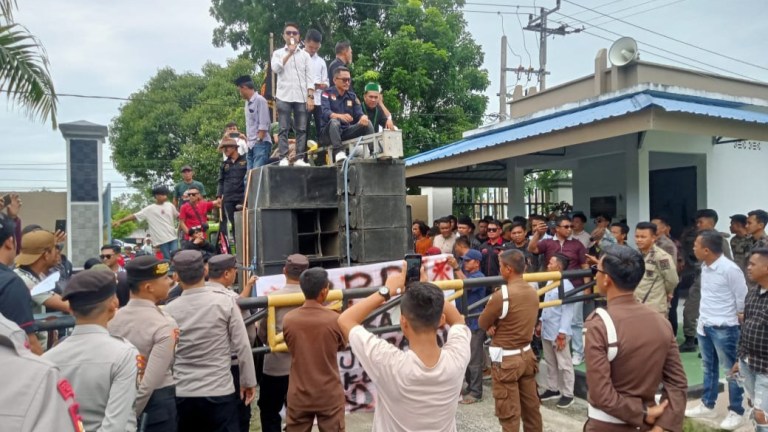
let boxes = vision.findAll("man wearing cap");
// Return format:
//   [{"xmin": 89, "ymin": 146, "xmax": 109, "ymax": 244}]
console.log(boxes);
[
  {"xmin": 234, "ymin": 76, "xmax": 273, "ymax": 169},
  {"xmin": 164, "ymin": 250, "xmax": 256, "ymax": 431},
  {"xmin": 448, "ymin": 248, "xmax": 487, "ymax": 404},
  {"xmin": 108, "ymin": 256, "xmax": 177, "ymax": 432},
  {"xmin": 320, "ymin": 66, "xmax": 374, "ymax": 164},
  {"xmin": 0, "ymin": 214, "xmax": 43, "ymax": 355},
  {"xmin": 43, "ymin": 270, "xmax": 139, "ymax": 432},
  {"xmin": 283, "ymin": 267, "xmax": 346, "ymax": 431},
  {"xmin": 0, "ymin": 313, "xmax": 86, "ymax": 431},
  {"xmin": 257, "ymin": 254, "xmax": 308, "ymax": 432},
  {"xmin": 217, "ymin": 137, "xmax": 248, "ymax": 242},
  {"xmin": 178, "ymin": 186, "xmax": 218, "ymax": 240},
  {"xmin": 361, "ymin": 82, "xmax": 395, "ymax": 132},
  {"xmin": 113, "ymin": 185, "xmax": 179, "ymax": 260},
  {"xmin": 206, "ymin": 254, "xmax": 258, "ymax": 432},
  {"xmin": 730, "ymin": 214, "xmax": 751, "ymax": 275},
  {"xmin": 173, "ymin": 166, "xmax": 206, "ymax": 209},
  {"xmin": 457, "ymin": 216, "xmax": 481, "ymax": 249}
]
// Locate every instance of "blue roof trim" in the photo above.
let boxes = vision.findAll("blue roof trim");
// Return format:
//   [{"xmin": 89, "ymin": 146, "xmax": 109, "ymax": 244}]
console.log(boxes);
[{"xmin": 406, "ymin": 90, "xmax": 768, "ymax": 167}]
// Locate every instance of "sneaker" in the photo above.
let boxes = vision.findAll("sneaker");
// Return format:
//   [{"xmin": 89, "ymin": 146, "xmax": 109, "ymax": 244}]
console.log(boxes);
[
  {"xmin": 278, "ymin": 158, "xmax": 289, "ymax": 167},
  {"xmin": 719, "ymin": 410, "xmax": 744, "ymax": 430},
  {"xmin": 680, "ymin": 337, "xmax": 697, "ymax": 353},
  {"xmin": 571, "ymin": 353, "xmax": 583, "ymax": 366},
  {"xmin": 556, "ymin": 396, "xmax": 574, "ymax": 409},
  {"xmin": 539, "ymin": 389, "xmax": 561, "ymax": 401},
  {"xmin": 294, "ymin": 160, "xmax": 310, "ymax": 167},
  {"xmin": 685, "ymin": 403, "xmax": 717, "ymax": 418},
  {"xmin": 335, "ymin": 152, "xmax": 347, "ymax": 163}
]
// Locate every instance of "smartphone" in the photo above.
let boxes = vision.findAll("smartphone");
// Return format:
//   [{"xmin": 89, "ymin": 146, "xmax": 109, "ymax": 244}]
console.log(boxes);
[
  {"xmin": 228, "ymin": 132, "xmax": 239, "ymax": 139},
  {"xmin": 2, "ymin": 194, "xmax": 11, "ymax": 206},
  {"xmin": 405, "ymin": 254, "xmax": 422, "ymax": 283},
  {"xmin": 55, "ymin": 219, "xmax": 67, "ymax": 233}
]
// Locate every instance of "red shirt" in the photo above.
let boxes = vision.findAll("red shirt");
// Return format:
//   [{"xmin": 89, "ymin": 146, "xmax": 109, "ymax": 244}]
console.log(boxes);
[{"xmin": 179, "ymin": 200, "xmax": 214, "ymax": 239}]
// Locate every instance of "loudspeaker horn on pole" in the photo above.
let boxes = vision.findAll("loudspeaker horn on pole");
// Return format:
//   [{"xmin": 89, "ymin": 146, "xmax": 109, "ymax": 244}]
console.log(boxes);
[{"xmin": 609, "ymin": 37, "xmax": 639, "ymax": 67}]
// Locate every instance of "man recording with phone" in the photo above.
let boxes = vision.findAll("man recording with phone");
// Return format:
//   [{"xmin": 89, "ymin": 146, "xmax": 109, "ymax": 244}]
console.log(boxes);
[{"xmin": 338, "ymin": 262, "xmax": 471, "ymax": 431}]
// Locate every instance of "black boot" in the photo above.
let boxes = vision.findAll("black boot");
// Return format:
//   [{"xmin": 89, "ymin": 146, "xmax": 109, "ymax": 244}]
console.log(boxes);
[{"xmin": 680, "ymin": 336, "xmax": 697, "ymax": 353}]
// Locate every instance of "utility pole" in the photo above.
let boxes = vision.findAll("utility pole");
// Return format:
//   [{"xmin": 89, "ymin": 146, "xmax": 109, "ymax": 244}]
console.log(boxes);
[
  {"xmin": 524, "ymin": 0, "xmax": 580, "ymax": 91},
  {"xmin": 499, "ymin": 35, "xmax": 507, "ymax": 120}
]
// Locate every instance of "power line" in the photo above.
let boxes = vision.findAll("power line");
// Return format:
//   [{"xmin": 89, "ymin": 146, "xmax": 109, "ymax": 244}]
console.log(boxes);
[
  {"xmin": 559, "ymin": 0, "xmax": 659, "ymax": 27},
  {"xmin": 563, "ymin": 0, "xmax": 768, "ymax": 74},
  {"xmin": 498, "ymin": 13, "xmax": 524, "ymax": 69},
  {"xmin": 586, "ymin": 0, "xmax": 687, "ymax": 28},
  {"xmin": 515, "ymin": 6, "xmax": 534, "ymax": 69}
]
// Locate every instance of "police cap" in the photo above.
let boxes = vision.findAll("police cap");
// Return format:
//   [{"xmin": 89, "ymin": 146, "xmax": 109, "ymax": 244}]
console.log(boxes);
[
  {"xmin": 172, "ymin": 250, "xmax": 204, "ymax": 273},
  {"xmin": 285, "ymin": 254, "xmax": 309, "ymax": 274},
  {"xmin": 125, "ymin": 255, "xmax": 170, "ymax": 283},
  {"xmin": 208, "ymin": 254, "xmax": 239, "ymax": 272},
  {"xmin": 62, "ymin": 270, "xmax": 117, "ymax": 306}
]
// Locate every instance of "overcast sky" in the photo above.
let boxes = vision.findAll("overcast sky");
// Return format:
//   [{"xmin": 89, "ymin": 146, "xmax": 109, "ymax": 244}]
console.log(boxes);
[{"xmin": 1, "ymin": 0, "xmax": 767, "ymax": 194}]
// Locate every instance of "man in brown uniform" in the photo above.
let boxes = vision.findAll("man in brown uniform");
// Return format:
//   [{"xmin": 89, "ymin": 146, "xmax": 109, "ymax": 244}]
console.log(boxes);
[
  {"xmin": 479, "ymin": 249, "xmax": 542, "ymax": 432},
  {"xmin": 108, "ymin": 255, "xmax": 177, "ymax": 431},
  {"xmin": 283, "ymin": 267, "xmax": 346, "ymax": 432},
  {"xmin": 585, "ymin": 245, "xmax": 687, "ymax": 432}
]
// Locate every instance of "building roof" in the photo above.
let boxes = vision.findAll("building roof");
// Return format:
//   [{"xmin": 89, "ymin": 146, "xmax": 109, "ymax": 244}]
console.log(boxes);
[{"xmin": 406, "ymin": 88, "xmax": 768, "ymax": 169}]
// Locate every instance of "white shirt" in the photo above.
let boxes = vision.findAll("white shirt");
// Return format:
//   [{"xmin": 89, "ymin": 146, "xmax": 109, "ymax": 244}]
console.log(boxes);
[
  {"xmin": 270, "ymin": 46, "xmax": 313, "ymax": 103},
  {"xmin": 307, "ymin": 51, "xmax": 328, "ymax": 92},
  {"xmin": 540, "ymin": 279, "xmax": 575, "ymax": 340},
  {"xmin": 571, "ymin": 230, "xmax": 591, "ymax": 248},
  {"xmin": 433, "ymin": 235, "xmax": 456, "ymax": 255},
  {"xmin": 134, "ymin": 202, "xmax": 178, "ymax": 246},
  {"xmin": 348, "ymin": 324, "xmax": 470, "ymax": 432},
  {"xmin": 697, "ymin": 254, "xmax": 748, "ymax": 334}
]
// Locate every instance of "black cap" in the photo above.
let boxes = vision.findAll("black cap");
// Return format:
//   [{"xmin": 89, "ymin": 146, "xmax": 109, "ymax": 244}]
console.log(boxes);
[
  {"xmin": 125, "ymin": 255, "xmax": 170, "ymax": 283},
  {"xmin": 180, "ymin": 165, "xmax": 193, "ymax": 172},
  {"xmin": 234, "ymin": 75, "xmax": 254, "ymax": 86},
  {"xmin": 62, "ymin": 270, "xmax": 117, "ymax": 306},
  {"xmin": 172, "ymin": 250, "xmax": 204, "ymax": 273},
  {"xmin": 457, "ymin": 216, "xmax": 474, "ymax": 229},
  {"xmin": 208, "ymin": 254, "xmax": 239, "ymax": 272},
  {"xmin": 285, "ymin": 254, "xmax": 309, "ymax": 274},
  {"xmin": 730, "ymin": 214, "xmax": 748, "ymax": 225}
]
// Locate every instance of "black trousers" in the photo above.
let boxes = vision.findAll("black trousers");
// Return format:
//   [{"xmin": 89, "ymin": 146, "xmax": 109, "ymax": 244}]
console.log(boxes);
[
  {"xmin": 258, "ymin": 374, "xmax": 289, "ymax": 432},
  {"xmin": 219, "ymin": 199, "xmax": 239, "ymax": 241},
  {"xmin": 139, "ymin": 385, "xmax": 176, "ymax": 432},
  {"xmin": 176, "ymin": 393, "xmax": 240, "ymax": 432},
  {"xmin": 230, "ymin": 364, "xmax": 252, "ymax": 432}
]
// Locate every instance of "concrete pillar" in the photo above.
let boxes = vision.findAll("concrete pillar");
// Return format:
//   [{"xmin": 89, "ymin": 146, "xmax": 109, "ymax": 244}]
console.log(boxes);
[
  {"xmin": 59, "ymin": 121, "xmax": 108, "ymax": 267},
  {"xmin": 422, "ymin": 187, "xmax": 453, "ymax": 222},
  {"xmin": 624, "ymin": 138, "xmax": 649, "ymax": 238},
  {"xmin": 505, "ymin": 158, "xmax": 526, "ymax": 217}
]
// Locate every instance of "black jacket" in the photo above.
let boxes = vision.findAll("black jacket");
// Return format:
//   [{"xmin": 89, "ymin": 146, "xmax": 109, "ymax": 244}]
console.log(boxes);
[{"xmin": 217, "ymin": 155, "xmax": 247, "ymax": 202}]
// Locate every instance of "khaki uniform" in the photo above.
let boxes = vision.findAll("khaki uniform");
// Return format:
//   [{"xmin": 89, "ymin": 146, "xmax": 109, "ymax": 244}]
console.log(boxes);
[
  {"xmin": 108, "ymin": 298, "xmax": 178, "ymax": 429},
  {"xmin": 43, "ymin": 324, "xmax": 139, "ymax": 432},
  {"xmin": 584, "ymin": 295, "xmax": 687, "ymax": 431},
  {"xmin": 634, "ymin": 245, "xmax": 679, "ymax": 314},
  {"xmin": 655, "ymin": 235, "xmax": 678, "ymax": 265},
  {"xmin": 478, "ymin": 278, "xmax": 542, "ymax": 432},
  {"xmin": 0, "ymin": 313, "xmax": 84, "ymax": 432},
  {"xmin": 731, "ymin": 234, "xmax": 752, "ymax": 275}
]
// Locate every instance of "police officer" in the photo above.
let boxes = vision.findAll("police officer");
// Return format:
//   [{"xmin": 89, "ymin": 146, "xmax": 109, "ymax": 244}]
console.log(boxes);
[
  {"xmin": 0, "ymin": 313, "xmax": 85, "ymax": 431},
  {"xmin": 43, "ymin": 270, "xmax": 139, "ymax": 432},
  {"xmin": 319, "ymin": 66, "xmax": 374, "ymax": 163},
  {"xmin": 206, "ymin": 254, "xmax": 257, "ymax": 432},
  {"xmin": 108, "ymin": 255, "xmax": 178, "ymax": 431},
  {"xmin": 164, "ymin": 250, "xmax": 257, "ymax": 432},
  {"xmin": 217, "ymin": 137, "xmax": 248, "ymax": 242}
]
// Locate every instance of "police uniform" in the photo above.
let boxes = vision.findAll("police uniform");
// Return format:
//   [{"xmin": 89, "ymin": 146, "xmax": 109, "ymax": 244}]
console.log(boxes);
[
  {"xmin": 633, "ymin": 244, "xmax": 679, "ymax": 314},
  {"xmin": 584, "ymin": 294, "xmax": 687, "ymax": 431},
  {"xmin": 206, "ymin": 254, "xmax": 257, "ymax": 432},
  {"xmin": 217, "ymin": 152, "xmax": 247, "ymax": 240},
  {"xmin": 0, "ymin": 313, "xmax": 85, "ymax": 432},
  {"xmin": 164, "ymin": 250, "xmax": 257, "ymax": 432},
  {"xmin": 319, "ymin": 86, "xmax": 374, "ymax": 158},
  {"xmin": 108, "ymin": 256, "xmax": 178, "ymax": 432},
  {"xmin": 478, "ymin": 277, "xmax": 542, "ymax": 432},
  {"xmin": 43, "ymin": 270, "xmax": 139, "ymax": 432}
]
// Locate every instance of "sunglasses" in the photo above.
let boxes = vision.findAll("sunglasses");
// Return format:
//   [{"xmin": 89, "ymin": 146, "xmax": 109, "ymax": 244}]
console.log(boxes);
[
  {"xmin": 487, "ymin": 228, "xmax": 499, "ymax": 232},
  {"xmin": 336, "ymin": 77, "xmax": 351, "ymax": 83},
  {"xmin": 100, "ymin": 254, "xmax": 114, "ymax": 260},
  {"xmin": 559, "ymin": 225, "xmax": 573, "ymax": 229},
  {"xmin": 590, "ymin": 265, "xmax": 605, "ymax": 276},
  {"xmin": 285, "ymin": 31, "xmax": 299, "ymax": 36},
  {"xmin": 188, "ymin": 192, "xmax": 199, "ymax": 196}
]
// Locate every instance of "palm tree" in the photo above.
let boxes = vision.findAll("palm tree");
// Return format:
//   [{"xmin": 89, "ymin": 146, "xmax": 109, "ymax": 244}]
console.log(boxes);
[{"xmin": 0, "ymin": 0, "xmax": 57, "ymax": 128}]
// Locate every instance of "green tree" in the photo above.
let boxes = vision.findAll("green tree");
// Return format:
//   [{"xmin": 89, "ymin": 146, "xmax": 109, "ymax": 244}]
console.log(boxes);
[
  {"xmin": 109, "ymin": 58, "xmax": 259, "ymax": 195},
  {"xmin": 209, "ymin": 0, "xmax": 489, "ymax": 155},
  {"xmin": 110, "ymin": 192, "xmax": 150, "ymax": 239},
  {"xmin": 0, "ymin": 0, "xmax": 57, "ymax": 128}
]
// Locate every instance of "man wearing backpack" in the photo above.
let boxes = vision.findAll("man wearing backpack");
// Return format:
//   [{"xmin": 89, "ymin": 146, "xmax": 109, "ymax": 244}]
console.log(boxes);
[{"xmin": 584, "ymin": 245, "xmax": 687, "ymax": 431}]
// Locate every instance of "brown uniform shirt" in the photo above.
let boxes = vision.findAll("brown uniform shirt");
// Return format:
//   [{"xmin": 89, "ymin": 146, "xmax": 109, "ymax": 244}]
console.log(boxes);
[
  {"xmin": 478, "ymin": 278, "xmax": 538, "ymax": 349},
  {"xmin": 283, "ymin": 301, "xmax": 346, "ymax": 412},
  {"xmin": 585, "ymin": 294, "xmax": 687, "ymax": 431}
]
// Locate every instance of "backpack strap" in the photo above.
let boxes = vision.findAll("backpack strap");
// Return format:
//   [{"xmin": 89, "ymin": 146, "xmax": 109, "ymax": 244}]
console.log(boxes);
[
  {"xmin": 594, "ymin": 308, "xmax": 618, "ymax": 362},
  {"xmin": 499, "ymin": 284, "xmax": 510, "ymax": 320}
]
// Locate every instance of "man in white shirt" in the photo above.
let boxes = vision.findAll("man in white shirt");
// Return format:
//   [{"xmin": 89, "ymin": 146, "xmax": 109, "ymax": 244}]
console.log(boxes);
[
  {"xmin": 685, "ymin": 230, "xmax": 748, "ymax": 430},
  {"xmin": 433, "ymin": 217, "xmax": 456, "ymax": 255},
  {"xmin": 303, "ymin": 29, "xmax": 328, "ymax": 140},
  {"xmin": 338, "ymin": 263, "xmax": 470, "ymax": 432},
  {"xmin": 112, "ymin": 185, "xmax": 178, "ymax": 259},
  {"xmin": 270, "ymin": 22, "xmax": 315, "ymax": 166}
]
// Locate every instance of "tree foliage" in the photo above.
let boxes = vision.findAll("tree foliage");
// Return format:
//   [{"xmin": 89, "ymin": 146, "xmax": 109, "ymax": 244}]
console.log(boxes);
[
  {"xmin": 109, "ymin": 58, "xmax": 259, "ymax": 196},
  {"xmin": 209, "ymin": 0, "xmax": 489, "ymax": 155},
  {"xmin": 110, "ymin": 192, "xmax": 150, "ymax": 239}
]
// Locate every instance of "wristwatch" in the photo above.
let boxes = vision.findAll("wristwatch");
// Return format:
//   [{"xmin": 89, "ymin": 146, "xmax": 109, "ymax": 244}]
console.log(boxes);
[{"xmin": 378, "ymin": 286, "xmax": 391, "ymax": 301}]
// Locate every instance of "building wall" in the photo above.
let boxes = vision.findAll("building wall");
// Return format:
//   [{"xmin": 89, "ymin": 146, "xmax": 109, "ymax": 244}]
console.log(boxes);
[
  {"xmin": 0, "ymin": 190, "xmax": 67, "ymax": 242},
  {"xmin": 421, "ymin": 187, "xmax": 453, "ymax": 223},
  {"xmin": 572, "ymin": 153, "xmax": 628, "ymax": 223}
]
